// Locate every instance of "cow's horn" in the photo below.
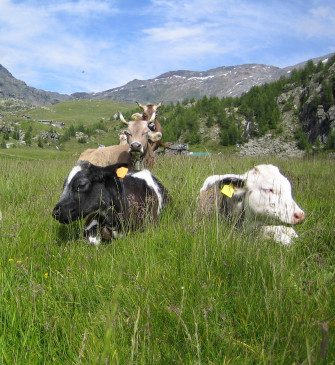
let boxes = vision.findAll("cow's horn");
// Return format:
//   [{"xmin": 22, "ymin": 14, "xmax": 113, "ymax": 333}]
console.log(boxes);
[
  {"xmin": 136, "ymin": 101, "xmax": 144, "ymax": 109},
  {"xmin": 119, "ymin": 113, "xmax": 129, "ymax": 125}
]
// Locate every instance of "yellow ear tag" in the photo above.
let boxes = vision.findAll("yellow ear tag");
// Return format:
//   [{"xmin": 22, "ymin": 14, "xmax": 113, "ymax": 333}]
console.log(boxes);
[
  {"xmin": 133, "ymin": 115, "xmax": 138, "ymax": 120},
  {"xmin": 116, "ymin": 167, "xmax": 128, "ymax": 178},
  {"xmin": 221, "ymin": 182, "xmax": 234, "ymax": 198}
]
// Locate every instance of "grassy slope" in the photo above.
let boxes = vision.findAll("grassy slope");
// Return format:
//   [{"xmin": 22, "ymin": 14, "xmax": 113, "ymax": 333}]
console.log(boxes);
[
  {"xmin": 2, "ymin": 99, "xmax": 136, "ymax": 153},
  {"xmin": 26, "ymin": 99, "xmax": 133, "ymax": 125},
  {"xmin": 0, "ymin": 150, "xmax": 334, "ymax": 364}
]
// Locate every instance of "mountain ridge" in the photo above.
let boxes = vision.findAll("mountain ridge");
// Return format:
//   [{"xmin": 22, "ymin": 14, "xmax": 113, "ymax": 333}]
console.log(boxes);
[{"xmin": 1, "ymin": 53, "xmax": 334, "ymax": 106}]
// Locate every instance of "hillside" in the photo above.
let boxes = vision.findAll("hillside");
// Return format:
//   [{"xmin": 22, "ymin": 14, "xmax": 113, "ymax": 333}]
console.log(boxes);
[
  {"xmin": 0, "ymin": 99, "xmax": 134, "ymax": 153},
  {"xmin": 1, "ymin": 54, "xmax": 333, "ymax": 107},
  {"xmin": 0, "ymin": 65, "xmax": 72, "ymax": 107},
  {"xmin": 155, "ymin": 56, "xmax": 335, "ymax": 156},
  {"xmin": 0, "ymin": 55, "xmax": 334, "ymax": 157}
]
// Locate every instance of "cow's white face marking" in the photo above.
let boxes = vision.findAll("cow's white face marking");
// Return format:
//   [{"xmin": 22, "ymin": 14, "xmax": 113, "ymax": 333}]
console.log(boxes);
[
  {"xmin": 132, "ymin": 170, "xmax": 163, "ymax": 214},
  {"xmin": 60, "ymin": 164, "xmax": 82, "ymax": 199}
]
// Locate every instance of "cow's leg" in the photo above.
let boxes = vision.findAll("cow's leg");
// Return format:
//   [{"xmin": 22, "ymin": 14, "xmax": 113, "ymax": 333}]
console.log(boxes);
[
  {"xmin": 261, "ymin": 225, "xmax": 298, "ymax": 245},
  {"xmin": 84, "ymin": 216, "xmax": 101, "ymax": 245}
]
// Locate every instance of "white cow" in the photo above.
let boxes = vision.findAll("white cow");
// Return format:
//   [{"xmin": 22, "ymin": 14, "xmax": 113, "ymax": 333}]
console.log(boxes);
[{"xmin": 199, "ymin": 164, "xmax": 305, "ymax": 245}]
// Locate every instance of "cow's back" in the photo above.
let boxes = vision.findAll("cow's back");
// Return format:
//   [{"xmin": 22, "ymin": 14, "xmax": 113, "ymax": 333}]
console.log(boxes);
[{"xmin": 78, "ymin": 145, "xmax": 132, "ymax": 167}]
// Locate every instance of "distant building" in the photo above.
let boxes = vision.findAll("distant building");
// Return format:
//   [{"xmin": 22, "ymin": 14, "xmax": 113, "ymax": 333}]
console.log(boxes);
[
  {"xmin": 38, "ymin": 120, "xmax": 65, "ymax": 128},
  {"xmin": 52, "ymin": 122, "xmax": 65, "ymax": 128},
  {"xmin": 38, "ymin": 120, "xmax": 52, "ymax": 125}
]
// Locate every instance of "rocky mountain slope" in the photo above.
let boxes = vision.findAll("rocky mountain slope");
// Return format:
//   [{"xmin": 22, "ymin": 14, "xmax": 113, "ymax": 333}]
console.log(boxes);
[
  {"xmin": 0, "ymin": 65, "xmax": 72, "ymax": 107},
  {"xmin": 1, "ymin": 54, "xmax": 333, "ymax": 106},
  {"xmin": 73, "ymin": 54, "xmax": 334, "ymax": 104},
  {"xmin": 74, "ymin": 64, "xmax": 282, "ymax": 104}
]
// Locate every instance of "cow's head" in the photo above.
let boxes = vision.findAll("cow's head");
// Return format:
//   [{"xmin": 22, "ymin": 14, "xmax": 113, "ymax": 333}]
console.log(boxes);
[
  {"xmin": 52, "ymin": 161, "xmax": 127, "ymax": 224},
  {"xmin": 220, "ymin": 164, "xmax": 305, "ymax": 225},
  {"xmin": 119, "ymin": 113, "xmax": 162, "ymax": 155},
  {"xmin": 245, "ymin": 165, "xmax": 305, "ymax": 224},
  {"xmin": 136, "ymin": 102, "xmax": 162, "ymax": 123}
]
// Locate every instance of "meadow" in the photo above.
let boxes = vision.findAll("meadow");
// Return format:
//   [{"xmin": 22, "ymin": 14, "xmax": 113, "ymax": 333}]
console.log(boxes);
[{"xmin": 0, "ymin": 149, "xmax": 334, "ymax": 364}]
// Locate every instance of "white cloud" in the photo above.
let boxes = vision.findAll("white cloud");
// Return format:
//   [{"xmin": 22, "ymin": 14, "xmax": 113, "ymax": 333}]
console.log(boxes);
[
  {"xmin": 297, "ymin": 5, "xmax": 335, "ymax": 38},
  {"xmin": 0, "ymin": 0, "xmax": 334, "ymax": 94}
]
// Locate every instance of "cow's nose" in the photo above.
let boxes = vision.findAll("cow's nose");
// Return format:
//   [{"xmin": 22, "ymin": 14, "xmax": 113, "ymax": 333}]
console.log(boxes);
[
  {"xmin": 293, "ymin": 211, "xmax": 305, "ymax": 224},
  {"xmin": 130, "ymin": 142, "xmax": 142, "ymax": 152}
]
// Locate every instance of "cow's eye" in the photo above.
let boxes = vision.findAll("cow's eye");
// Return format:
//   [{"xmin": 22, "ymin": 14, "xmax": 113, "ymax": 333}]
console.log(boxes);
[
  {"xmin": 124, "ymin": 130, "xmax": 131, "ymax": 136},
  {"xmin": 76, "ymin": 179, "xmax": 90, "ymax": 192},
  {"xmin": 263, "ymin": 188, "xmax": 274, "ymax": 194}
]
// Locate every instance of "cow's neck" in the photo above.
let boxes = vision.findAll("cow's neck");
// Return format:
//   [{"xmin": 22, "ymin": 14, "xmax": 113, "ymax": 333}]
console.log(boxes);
[{"xmin": 130, "ymin": 151, "xmax": 144, "ymax": 170}]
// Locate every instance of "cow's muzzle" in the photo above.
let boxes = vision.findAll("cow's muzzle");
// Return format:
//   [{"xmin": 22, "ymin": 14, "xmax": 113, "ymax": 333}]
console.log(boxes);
[
  {"xmin": 129, "ymin": 142, "xmax": 144, "ymax": 154},
  {"xmin": 52, "ymin": 204, "xmax": 77, "ymax": 224},
  {"xmin": 293, "ymin": 211, "xmax": 305, "ymax": 224}
]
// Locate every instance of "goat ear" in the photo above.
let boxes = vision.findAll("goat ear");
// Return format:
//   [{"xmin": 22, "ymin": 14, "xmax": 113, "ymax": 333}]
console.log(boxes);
[{"xmin": 148, "ymin": 131, "xmax": 162, "ymax": 142}]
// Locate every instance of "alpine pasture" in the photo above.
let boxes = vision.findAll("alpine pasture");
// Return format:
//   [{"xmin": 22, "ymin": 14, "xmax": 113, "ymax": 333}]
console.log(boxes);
[{"xmin": 0, "ymin": 145, "xmax": 334, "ymax": 363}]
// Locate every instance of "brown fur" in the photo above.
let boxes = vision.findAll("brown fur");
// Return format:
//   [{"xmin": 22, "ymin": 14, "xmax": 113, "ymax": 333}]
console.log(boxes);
[
  {"xmin": 78, "ymin": 145, "xmax": 132, "ymax": 167},
  {"xmin": 136, "ymin": 102, "xmax": 164, "ymax": 151}
]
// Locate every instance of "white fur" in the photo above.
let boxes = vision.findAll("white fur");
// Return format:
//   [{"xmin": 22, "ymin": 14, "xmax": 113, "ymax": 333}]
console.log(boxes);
[
  {"xmin": 66, "ymin": 165, "xmax": 82, "ymax": 186},
  {"xmin": 261, "ymin": 226, "xmax": 299, "ymax": 246},
  {"xmin": 85, "ymin": 219, "xmax": 98, "ymax": 231},
  {"xmin": 88, "ymin": 236, "xmax": 101, "ymax": 245},
  {"xmin": 132, "ymin": 170, "xmax": 163, "ymax": 214},
  {"xmin": 60, "ymin": 164, "xmax": 82, "ymax": 199},
  {"xmin": 244, "ymin": 165, "xmax": 304, "ymax": 225},
  {"xmin": 200, "ymin": 164, "xmax": 305, "ymax": 245},
  {"xmin": 200, "ymin": 174, "xmax": 245, "ymax": 192}
]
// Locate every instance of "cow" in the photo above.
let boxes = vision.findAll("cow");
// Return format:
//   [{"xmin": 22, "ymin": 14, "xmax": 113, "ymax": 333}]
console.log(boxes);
[
  {"xmin": 136, "ymin": 102, "xmax": 164, "ymax": 151},
  {"xmin": 79, "ymin": 113, "xmax": 162, "ymax": 170},
  {"xmin": 199, "ymin": 164, "xmax": 305, "ymax": 245},
  {"xmin": 52, "ymin": 161, "xmax": 169, "ymax": 245},
  {"xmin": 119, "ymin": 113, "xmax": 161, "ymax": 169}
]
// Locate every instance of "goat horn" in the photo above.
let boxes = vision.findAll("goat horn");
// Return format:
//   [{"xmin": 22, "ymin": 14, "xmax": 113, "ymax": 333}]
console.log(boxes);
[
  {"xmin": 136, "ymin": 101, "xmax": 144, "ymax": 109},
  {"xmin": 119, "ymin": 113, "xmax": 129, "ymax": 125}
]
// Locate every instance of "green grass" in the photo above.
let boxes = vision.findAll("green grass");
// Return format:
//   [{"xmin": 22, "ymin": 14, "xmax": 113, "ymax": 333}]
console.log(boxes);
[
  {"xmin": 25, "ymin": 100, "xmax": 134, "ymax": 126},
  {"xmin": 0, "ymin": 152, "xmax": 334, "ymax": 364}
]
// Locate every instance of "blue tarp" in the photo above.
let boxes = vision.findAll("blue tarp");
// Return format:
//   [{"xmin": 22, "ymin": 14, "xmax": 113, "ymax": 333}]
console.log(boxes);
[{"xmin": 190, "ymin": 152, "xmax": 212, "ymax": 156}]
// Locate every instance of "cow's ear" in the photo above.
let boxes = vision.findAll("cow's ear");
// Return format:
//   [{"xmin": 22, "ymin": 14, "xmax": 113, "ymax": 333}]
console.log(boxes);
[
  {"xmin": 219, "ymin": 177, "xmax": 246, "ymax": 198},
  {"xmin": 102, "ymin": 163, "xmax": 129, "ymax": 178},
  {"xmin": 148, "ymin": 131, "xmax": 162, "ymax": 142}
]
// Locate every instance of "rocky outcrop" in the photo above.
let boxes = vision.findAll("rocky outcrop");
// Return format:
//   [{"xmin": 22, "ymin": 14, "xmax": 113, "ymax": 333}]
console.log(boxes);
[
  {"xmin": 236, "ymin": 134, "xmax": 305, "ymax": 158},
  {"xmin": 298, "ymin": 63, "xmax": 335, "ymax": 144}
]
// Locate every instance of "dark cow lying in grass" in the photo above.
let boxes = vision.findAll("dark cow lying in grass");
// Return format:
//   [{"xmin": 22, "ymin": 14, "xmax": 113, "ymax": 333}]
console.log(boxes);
[
  {"xmin": 52, "ymin": 161, "xmax": 169, "ymax": 245},
  {"xmin": 199, "ymin": 164, "xmax": 305, "ymax": 245}
]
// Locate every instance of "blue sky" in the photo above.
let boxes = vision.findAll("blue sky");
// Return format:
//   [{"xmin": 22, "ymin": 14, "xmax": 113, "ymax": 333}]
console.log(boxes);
[{"xmin": 0, "ymin": 0, "xmax": 334, "ymax": 95}]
